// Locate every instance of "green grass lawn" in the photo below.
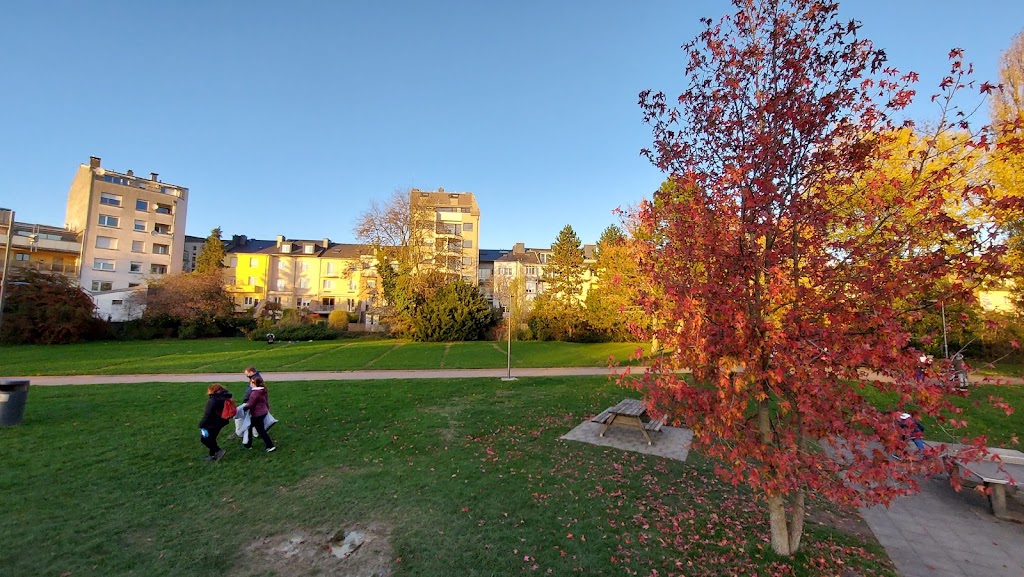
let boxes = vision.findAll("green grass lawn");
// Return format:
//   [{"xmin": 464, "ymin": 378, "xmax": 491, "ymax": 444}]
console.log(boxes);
[
  {"xmin": 0, "ymin": 338, "xmax": 651, "ymax": 376},
  {"xmin": 0, "ymin": 376, "xmax": 896, "ymax": 577}
]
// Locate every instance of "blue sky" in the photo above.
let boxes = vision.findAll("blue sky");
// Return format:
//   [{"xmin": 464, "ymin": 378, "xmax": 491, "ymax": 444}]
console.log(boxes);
[{"xmin": 0, "ymin": 1, "xmax": 1021, "ymax": 249}]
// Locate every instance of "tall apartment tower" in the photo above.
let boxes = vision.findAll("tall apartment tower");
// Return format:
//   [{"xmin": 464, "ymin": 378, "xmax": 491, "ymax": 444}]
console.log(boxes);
[
  {"xmin": 65, "ymin": 156, "xmax": 189, "ymax": 320},
  {"xmin": 410, "ymin": 188, "xmax": 480, "ymax": 284}
]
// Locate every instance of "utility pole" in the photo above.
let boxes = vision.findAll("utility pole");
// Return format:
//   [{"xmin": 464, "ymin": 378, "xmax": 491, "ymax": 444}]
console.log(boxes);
[{"xmin": 0, "ymin": 208, "xmax": 14, "ymax": 335}]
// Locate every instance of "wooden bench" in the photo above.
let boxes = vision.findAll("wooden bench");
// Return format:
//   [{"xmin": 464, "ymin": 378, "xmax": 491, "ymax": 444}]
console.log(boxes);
[{"xmin": 592, "ymin": 399, "xmax": 665, "ymax": 445}]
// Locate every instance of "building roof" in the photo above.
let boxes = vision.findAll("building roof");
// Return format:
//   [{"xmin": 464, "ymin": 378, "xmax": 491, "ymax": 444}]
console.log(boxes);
[
  {"xmin": 478, "ymin": 249, "xmax": 511, "ymax": 263},
  {"xmin": 322, "ymin": 243, "xmax": 375, "ymax": 259},
  {"xmin": 225, "ymin": 238, "xmax": 278, "ymax": 254},
  {"xmin": 495, "ymin": 251, "xmax": 542, "ymax": 265},
  {"xmin": 184, "ymin": 235, "xmax": 206, "ymax": 243}
]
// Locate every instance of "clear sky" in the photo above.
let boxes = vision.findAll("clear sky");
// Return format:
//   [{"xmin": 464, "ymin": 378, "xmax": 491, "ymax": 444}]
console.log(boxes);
[{"xmin": 0, "ymin": 1, "xmax": 1021, "ymax": 250}]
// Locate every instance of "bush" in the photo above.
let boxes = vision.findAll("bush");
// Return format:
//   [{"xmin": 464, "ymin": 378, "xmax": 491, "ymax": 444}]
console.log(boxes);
[
  {"xmin": 411, "ymin": 281, "xmax": 497, "ymax": 342},
  {"xmin": 0, "ymin": 269, "xmax": 110, "ymax": 344},
  {"xmin": 327, "ymin": 310, "xmax": 350, "ymax": 330}
]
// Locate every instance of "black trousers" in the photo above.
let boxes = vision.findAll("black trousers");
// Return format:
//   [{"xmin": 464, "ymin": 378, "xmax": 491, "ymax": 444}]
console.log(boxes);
[
  {"xmin": 246, "ymin": 413, "xmax": 275, "ymax": 449},
  {"xmin": 200, "ymin": 424, "xmax": 224, "ymax": 456}
]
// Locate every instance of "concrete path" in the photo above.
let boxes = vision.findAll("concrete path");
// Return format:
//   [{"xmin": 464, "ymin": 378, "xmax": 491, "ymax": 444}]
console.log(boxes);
[
  {"xmin": 11, "ymin": 366, "xmax": 640, "ymax": 386},
  {"xmin": 861, "ymin": 474, "xmax": 1024, "ymax": 577}
]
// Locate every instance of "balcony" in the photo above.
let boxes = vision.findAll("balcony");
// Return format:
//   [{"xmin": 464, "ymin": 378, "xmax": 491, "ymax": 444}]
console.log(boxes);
[
  {"xmin": 10, "ymin": 260, "xmax": 78, "ymax": 275},
  {"xmin": 227, "ymin": 284, "xmax": 263, "ymax": 294}
]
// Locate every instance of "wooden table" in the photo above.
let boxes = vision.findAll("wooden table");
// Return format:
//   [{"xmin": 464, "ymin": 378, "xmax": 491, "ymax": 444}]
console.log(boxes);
[{"xmin": 592, "ymin": 398, "xmax": 663, "ymax": 445}]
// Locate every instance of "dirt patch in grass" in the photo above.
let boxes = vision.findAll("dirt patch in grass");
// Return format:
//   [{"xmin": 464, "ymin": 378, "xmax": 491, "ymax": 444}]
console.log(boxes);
[
  {"xmin": 806, "ymin": 506, "xmax": 876, "ymax": 541},
  {"xmin": 233, "ymin": 524, "xmax": 393, "ymax": 577}
]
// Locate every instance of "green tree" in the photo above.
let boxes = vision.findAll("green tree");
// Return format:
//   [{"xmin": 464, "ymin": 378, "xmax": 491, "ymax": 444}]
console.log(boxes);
[
  {"xmin": 412, "ymin": 280, "xmax": 496, "ymax": 341},
  {"xmin": 544, "ymin": 225, "xmax": 585, "ymax": 300},
  {"xmin": 0, "ymin": 269, "xmax": 107, "ymax": 344},
  {"xmin": 194, "ymin": 227, "xmax": 227, "ymax": 274}
]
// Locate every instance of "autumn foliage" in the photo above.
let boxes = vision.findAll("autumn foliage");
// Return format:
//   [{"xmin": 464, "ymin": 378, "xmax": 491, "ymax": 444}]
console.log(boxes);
[{"xmin": 634, "ymin": 0, "xmax": 1023, "ymax": 556}]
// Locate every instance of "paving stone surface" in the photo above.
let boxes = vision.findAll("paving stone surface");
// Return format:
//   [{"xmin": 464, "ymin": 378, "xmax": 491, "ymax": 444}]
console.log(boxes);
[
  {"xmin": 861, "ymin": 474, "xmax": 1024, "ymax": 577},
  {"xmin": 560, "ymin": 421, "xmax": 693, "ymax": 462}
]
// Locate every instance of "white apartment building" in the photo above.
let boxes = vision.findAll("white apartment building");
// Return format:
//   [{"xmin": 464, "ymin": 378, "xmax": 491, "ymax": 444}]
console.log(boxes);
[{"xmin": 65, "ymin": 156, "xmax": 189, "ymax": 320}]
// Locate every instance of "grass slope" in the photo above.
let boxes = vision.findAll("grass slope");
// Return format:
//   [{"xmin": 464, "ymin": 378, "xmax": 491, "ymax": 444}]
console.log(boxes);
[{"xmin": 0, "ymin": 376, "xmax": 895, "ymax": 577}]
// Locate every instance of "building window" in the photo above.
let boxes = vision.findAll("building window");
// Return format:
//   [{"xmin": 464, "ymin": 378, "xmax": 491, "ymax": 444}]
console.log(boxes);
[
  {"xmin": 299, "ymin": 262, "xmax": 309, "ymax": 271},
  {"xmin": 100, "ymin": 192, "xmax": 122, "ymax": 207},
  {"xmin": 90, "ymin": 280, "xmax": 113, "ymax": 291},
  {"xmin": 298, "ymin": 278, "xmax": 310, "ymax": 289},
  {"xmin": 128, "ymin": 282, "xmax": 140, "ymax": 288},
  {"xmin": 326, "ymin": 263, "xmax": 335, "ymax": 275},
  {"xmin": 249, "ymin": 257, "xmax": 258, "ymax": 267},
  {"xmin": 155, "ymin": 203, "xmax": 172, "ymax": 215},
  {"xmin": 112, "ymin": 299, "xmax": 124, "ymax": 306},
  {"xmin": 322, "ymin": 297, "xmax": 335, "ymax": 306},
  {"xmin": 463, "ymin": 222, "xmax": 473, "ymax": 231},
  {"xmin": 132, "ymin": 240, "xmax": 145, "ymax": 253},
  {"xmin": 366, "ymin": 280, "xmax": 377, "ymax": 289},
  {"xmin": 304, "ymin": 244, "xmax": 314, "ymax": 254},
  {"xmin": 276, "ymin": 279, "xmax": 286, "ymax": 291},
  {"xmin": 150, "ymin": 264, "xmax": 168, "ymax": 274},
  {"xmin": 281, "ymin": 244, "xmax": 292, "ymax": 253},
  {"xmin": 463, "ymin": 240, "xmax": 473, "ymax": 248},
  {"xmin": 95, "ymin": 236, "xmax": 118, "ymax": 250},
  {"xmin": 153, "ymin": 223, "xmax": 170, "ymax": 235},
  {"xmin": 133, "ymin": 219, "xmax": 146, "ymax": 232},
  {"xmin": 461, "ymin": 207, "xmax": 471, "ymax": 213},
  {"xmin": 462, "ymin": 256, "xmax": 472, "ymax": 266},
  {"xmin": 136, "ymin": 199, "xmax": 149, "ymax": 211},
  {"xmin": 349, "ymin": 279, "xmax": 357, "ymax": 290},
  {"xmin": 130, "ymin": 262, "xmax": 143, "ymax": 273},
  {"xmin": 298, "ymin": 298, "xmax": 310, "ymax": 308},
  {"xmin": 271, "ymin": 296, "xmax": 283, "ymax": 304},
  {"xmin": 247, "ymin": 276, "xmax": 257, "ymax": 286},
  {"xmin": 93, "ymin": 258, "xmax": 115, "ymax": 271},
  {"xmin": 102, "ymin": 175, "xmax": 129, "ymax": 186},
  {"xmin": 229, "ymin": 256, "xmax": 238, "ymax": 267},
  {"xmin": 14, "ymin": 253, "xmax": 29, "ymax": 261},
  {"xmin": 153, "ymin": 244, "xmax": 169, "ymax": 255},
  {"xmin": 243, "ymin": 296, "xmax": 255, "ymax": 306},
  {"xmin": 98, "ymin": 214, "xmax": 119, "ymax": 227},
  {"xmin": 526, "ymin": 267, "xmax": 536, "ymax": 275},
  {"xmin": 323, "ymin": 280, "xmax": 335, "ymax": 290}
]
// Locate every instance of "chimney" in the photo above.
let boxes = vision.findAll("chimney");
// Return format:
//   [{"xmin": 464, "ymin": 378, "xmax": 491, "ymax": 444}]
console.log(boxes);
[
  {"xmin": 89, "ymin": 156, "xmax": 101, "ymax": 168},
  {"xmin": 276, "ymin": 235, "xmax": 285, "ymax": 247},
  {"xmin": 150, "ymin": 172, "xmax": 159, "ymax": 182},
  {"xmin": 322, "ymin": 237, "xmax": 330, "ymax": 247},
  {"xmin": 126, "ymin": 169, "xmax": 134, "ymax": 176},
  {"xmin": 513, "ymin": 242, "xmax": 525, "ymax": 254}
]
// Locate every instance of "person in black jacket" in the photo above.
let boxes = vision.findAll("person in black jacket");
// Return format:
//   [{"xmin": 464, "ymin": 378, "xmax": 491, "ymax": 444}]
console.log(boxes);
[{"xmin": 199, "ymin": 384, "xmax": 233, "ymax": 461}]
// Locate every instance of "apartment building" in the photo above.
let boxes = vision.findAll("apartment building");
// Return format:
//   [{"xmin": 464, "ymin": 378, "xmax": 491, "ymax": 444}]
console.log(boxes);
[
  {"xmin": 0, "ymin": 210, "xmax": 82, "ymax": 282},
  {"xmin": 477, "ymin": 248, "xmax": 511, "ymax": 307},
  {"xmin": 491, "ymin": 242, "xmax": 598, "ymax": 309},
  {"xmin": 64, "ymin": 156, "xmax": 189, "ymax": 320},
  {"xmin": 182, "ymin": 234, "xmax": 206, "ymax": 272},
  {"xmin": 410, "ymin": 188, "xmax": 480, "ymax": 283},
  {"xmin": 223, "ymin": 236, "xmax": 378, "ymax": 319}
]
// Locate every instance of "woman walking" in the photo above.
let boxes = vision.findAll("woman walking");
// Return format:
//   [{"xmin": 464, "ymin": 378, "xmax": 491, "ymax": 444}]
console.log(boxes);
[
  {"xmin": 244, "ymin": 376, "xmax": 276, "ymax": 452},
  {"xmin": 199, "ymin": 384, "xmax": 233, "ymax": 461}
]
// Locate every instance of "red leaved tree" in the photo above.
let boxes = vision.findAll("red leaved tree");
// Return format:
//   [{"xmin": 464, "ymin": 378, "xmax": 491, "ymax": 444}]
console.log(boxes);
[{"xmin": 635, "ymin": 0, "xmax": 1021, "ymax": 556}]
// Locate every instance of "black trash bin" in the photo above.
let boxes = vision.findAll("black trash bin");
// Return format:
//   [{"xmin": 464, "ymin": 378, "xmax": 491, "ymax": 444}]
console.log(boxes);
[{"xmin": 0, "ymin": 379, "xmax": 30, "ymax": 427}]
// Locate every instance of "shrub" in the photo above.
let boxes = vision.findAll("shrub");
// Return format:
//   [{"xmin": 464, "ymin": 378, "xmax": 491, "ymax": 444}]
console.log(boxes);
[
  {"xmin": 328, "ymin": 310, "xmax": 350, "ymax": 330},
  {"xmin": 247, "ymin": 323, "xmax": 339, "ymax": 341}
]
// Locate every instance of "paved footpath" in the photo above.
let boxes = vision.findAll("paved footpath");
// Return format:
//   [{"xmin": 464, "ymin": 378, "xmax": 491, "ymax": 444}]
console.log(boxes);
[
  {"xmin": 861, "ymin": 474, "xmax": 1024, "ymax": 577},
  {"xmin": 12, "ymin": 366, "xmax": 636, "ymax": 386}
]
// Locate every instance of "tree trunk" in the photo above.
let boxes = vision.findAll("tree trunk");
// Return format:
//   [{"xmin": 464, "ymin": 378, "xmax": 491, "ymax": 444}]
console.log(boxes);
[
  {"xmin": 788, "ymin": 489, "xmax": 805, "ymax": 554},
  {"xmin": 767, "ymin": 493, "xmax": 792, "ymax": 556}
]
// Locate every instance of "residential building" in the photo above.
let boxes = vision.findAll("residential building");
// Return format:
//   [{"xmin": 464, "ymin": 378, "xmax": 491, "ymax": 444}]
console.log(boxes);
[
  {"xmin": 0, "ymin": 211, "xmax": 81, "ymax": 283},
  {"xmin": 410, "ymin": 188, "xmax": 480, "ymax": 284},
  {"xmin": 491, "ymin": 242, "xmax": 598, "ymax": 309},
  {"xmin": 223, "ymin": 235, "xmax": 379, "ymax": 320},
  {"xmin": 64, "ymin": 156, "xmax": 189, "ymax": 320},
  {"xmin": 477, "ymin": 248, "xmax": 511, "ymax": 307},
  {"xmin": 182, "ymin": 234, "xmax": 206, "ymax": 272}
]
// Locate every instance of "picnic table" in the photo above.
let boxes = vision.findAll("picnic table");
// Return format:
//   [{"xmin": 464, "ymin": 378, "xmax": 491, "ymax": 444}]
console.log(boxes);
[
  {"xmin": 939, "ymin": 444, "xmax": 1024, "ymax": 520},
  {"xmin": 591, "ymin": 398, "xmax": 665, "ymax": 445}
]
